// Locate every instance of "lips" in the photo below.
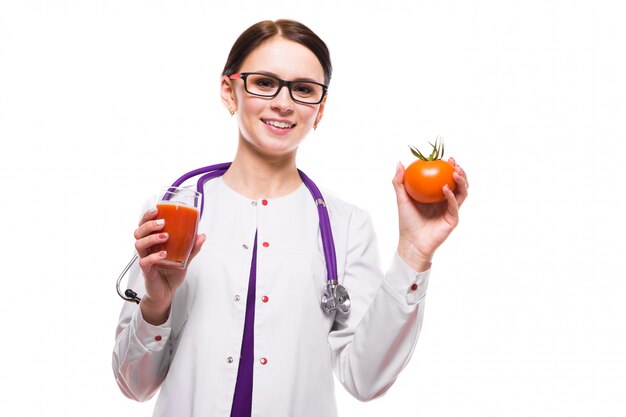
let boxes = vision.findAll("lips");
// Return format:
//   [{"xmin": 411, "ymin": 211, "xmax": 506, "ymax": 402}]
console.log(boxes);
[{"xmin": 262, "ymin": 119, "xmax": 296, "ymax": 129}]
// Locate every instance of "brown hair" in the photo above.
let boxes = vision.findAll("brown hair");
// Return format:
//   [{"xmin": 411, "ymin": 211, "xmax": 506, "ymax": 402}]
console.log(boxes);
[{"xmin": 222, "ymin": 19, "xmax": 332, "ymax": 86}]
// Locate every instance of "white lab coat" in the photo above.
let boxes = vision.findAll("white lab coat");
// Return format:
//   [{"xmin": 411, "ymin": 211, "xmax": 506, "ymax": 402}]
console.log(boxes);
[{"xmin": 112, "ymin": 176, "xmax": 430, "ymax": 417}]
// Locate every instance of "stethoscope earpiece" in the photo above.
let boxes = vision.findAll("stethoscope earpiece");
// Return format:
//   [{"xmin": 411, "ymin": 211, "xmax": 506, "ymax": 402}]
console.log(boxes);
[{"xmin": 116, "ymin": 254, "xmax": 141, "ymax": 304}]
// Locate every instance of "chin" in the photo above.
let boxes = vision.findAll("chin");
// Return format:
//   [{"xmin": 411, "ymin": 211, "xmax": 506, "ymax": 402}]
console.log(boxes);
[
  {"xmin": 260, "ymin": 146, "xmax": 299, "ymax": 159},
  {"xmin": 255, "ymin": 136, "xmax": 302, "ymax": 155}
]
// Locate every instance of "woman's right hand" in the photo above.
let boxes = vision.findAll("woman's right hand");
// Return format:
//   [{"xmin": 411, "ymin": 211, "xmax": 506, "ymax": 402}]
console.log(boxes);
[{"xmin": 134, "ymin": 206, "xmax": 206, "ymax": 325}]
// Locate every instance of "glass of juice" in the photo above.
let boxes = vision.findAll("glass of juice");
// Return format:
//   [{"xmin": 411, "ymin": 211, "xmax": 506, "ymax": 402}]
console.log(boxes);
[{"xmin": 153, "ymin": 186, "xmax": 202, "ymax": 269}]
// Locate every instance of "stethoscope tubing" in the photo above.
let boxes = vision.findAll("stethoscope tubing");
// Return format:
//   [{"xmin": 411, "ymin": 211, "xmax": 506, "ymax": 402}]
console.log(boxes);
[
  {"xmin": 297, "ymin": 168, "xmax": 338, "ymax": 283},
  {"xmin": 117, "ymin": 162, "xmax": 346, "ymax": 312}
]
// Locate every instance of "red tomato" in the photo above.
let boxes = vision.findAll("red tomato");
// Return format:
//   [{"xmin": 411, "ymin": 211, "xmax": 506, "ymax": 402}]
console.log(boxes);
[{"xmin": 403, "ymin": 160, "xmax": 456, "ymax": 203}]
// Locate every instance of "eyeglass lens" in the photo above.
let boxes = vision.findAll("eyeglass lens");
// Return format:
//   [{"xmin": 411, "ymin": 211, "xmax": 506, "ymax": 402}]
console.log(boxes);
[{"xmin": 244, "ymin": 73, "xmax": 324, "ymax": 104}]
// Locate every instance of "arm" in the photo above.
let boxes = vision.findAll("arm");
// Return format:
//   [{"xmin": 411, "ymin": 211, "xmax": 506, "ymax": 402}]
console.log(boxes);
[
  {"xmin": 112, "ymin": 258, "xmax": 174, "ymax": 402},
  {"xmin": 329, "ymin": 158, "xmax": 468, "ymax": 401},
  {"xmin": 112, "ymin": 202, "xmax": 206, "ymax": 401},
  {"xmin": 328, "ymin": 208, "xmax": 430, "ymax": 401}
]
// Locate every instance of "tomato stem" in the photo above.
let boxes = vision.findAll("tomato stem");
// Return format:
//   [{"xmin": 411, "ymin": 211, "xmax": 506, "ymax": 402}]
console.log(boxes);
[
  {"xmin": 409, "ymin": 136, "xmax": 446, "ymax": 162},
  {"xmin": 409, "ymin": 145, "xmax": 428, "ymax": 161},
  {"xmin": 428, "ymin": 142, "xmax": 436, "ymax": 160}
]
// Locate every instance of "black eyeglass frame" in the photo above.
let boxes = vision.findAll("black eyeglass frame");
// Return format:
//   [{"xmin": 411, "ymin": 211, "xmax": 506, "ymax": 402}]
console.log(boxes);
[{"xmin": 229, "ymin": 72, "xmax": 328, "ymax": 105}]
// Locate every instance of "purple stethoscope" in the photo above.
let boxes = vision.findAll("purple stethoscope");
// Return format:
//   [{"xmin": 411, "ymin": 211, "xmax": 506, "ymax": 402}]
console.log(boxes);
[{"xmin": 116, "ymin": 162, "xmax": 351, "ymax": 315}]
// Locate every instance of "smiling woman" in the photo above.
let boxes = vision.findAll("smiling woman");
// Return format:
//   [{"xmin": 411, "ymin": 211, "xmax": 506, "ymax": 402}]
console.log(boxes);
[
  {"xmin": 221, "ymin": 35, "xmax": 328, "ymax": 163},
  {"xmin": 111, "ymin": 18, "xmax": 468, "ymax": 417}
]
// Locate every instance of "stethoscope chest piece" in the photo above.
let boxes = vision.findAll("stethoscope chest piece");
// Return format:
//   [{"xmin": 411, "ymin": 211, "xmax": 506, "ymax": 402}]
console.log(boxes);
[{"xmin": 321, "ymin": 280, "xmax": 351, "ymax": 314}]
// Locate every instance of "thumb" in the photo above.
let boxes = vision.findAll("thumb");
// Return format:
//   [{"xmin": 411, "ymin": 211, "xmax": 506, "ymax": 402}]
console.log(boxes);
[
  {"xmin": 392, "ymin": 161, "xmax": 412, "ymax": 206},
  {"xmin": 392, "ymin": 161, "xmax": 404, "ymax": 186},
  {"xmin": 392, "ymin": 161, "xmax": 406, "ymax": 193},
  {"xmin": 188, "ymin": 233, "xmax": 206, "ymax": 263}
]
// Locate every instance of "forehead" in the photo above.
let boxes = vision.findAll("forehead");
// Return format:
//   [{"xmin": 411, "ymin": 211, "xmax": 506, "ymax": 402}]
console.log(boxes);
[{"xmin": 239, "ymin": 37, "xmax": 325, "ymax": 83}]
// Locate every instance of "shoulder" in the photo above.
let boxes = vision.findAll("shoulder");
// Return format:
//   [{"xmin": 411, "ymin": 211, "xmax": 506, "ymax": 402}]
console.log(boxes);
[
  {"xmin": 317, "ymin": 185, "xmax": 378, "ymax": 260},
  {"xmin": 319, "ymin": 185, "xmax": 371, "ymax": 227}
]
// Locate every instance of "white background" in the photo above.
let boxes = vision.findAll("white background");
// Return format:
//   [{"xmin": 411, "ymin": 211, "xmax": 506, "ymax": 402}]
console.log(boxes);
[{"xmin": 1, "ymin": 0, "xmax": 625, "ymax": 416}]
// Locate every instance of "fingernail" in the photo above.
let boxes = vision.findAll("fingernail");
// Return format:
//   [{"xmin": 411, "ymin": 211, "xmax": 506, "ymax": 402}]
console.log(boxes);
[
  {"xmin": 149, "ymin": 206, "xmax": 157, "ymax": 214},
  {"xmin": 159, "ymin": 251, "xmax": 167, "ymax": 258},
  {"xmin": 155, "ymin": 219, "xmax": 165, "ymax": 226},
  {"xmin": 159, "ymin": 233, "xmax": 168, "ymax": 240},
  {"xmin": 396, "ymin": 161, "xmax": 401, "ymax": 171}
]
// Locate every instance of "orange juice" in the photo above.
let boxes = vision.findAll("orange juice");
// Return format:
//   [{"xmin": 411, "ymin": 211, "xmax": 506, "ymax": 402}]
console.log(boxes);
[{"xmin": 155, "ymin": 202, "xmax": 199, "ymax": 268}]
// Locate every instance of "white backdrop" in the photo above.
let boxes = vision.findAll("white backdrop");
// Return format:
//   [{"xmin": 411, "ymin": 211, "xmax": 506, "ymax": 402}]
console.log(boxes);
[{"xmin": 1, "ymin": 1, "xmax": 625, "ymax": 416}]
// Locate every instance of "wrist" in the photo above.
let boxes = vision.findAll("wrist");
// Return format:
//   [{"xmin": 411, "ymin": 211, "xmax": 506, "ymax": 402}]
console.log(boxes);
[
  {"xmin": 397, "ymin": 240, "xmax": 433, "ymax": 273},
  {"xmin": 140, "ymin": 296, "xmax": 172, "ymax": 326}
]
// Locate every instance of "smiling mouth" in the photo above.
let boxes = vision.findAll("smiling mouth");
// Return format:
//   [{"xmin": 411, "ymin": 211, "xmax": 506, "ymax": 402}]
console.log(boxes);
[{"xmin": 262, "ymin": 119, "xmax": 296, "ymax": 129}]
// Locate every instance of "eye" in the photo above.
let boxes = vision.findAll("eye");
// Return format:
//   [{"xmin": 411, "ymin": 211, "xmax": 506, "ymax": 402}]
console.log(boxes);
[
  {"xmin": 253, "ymin": 77, "xmax": 277, "ymax": 90},
  {"xmin": 292, "ymin": 82, "xmax": 315, "ymax": 96}
]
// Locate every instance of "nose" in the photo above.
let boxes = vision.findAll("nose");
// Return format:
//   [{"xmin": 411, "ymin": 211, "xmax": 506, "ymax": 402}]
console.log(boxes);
[{"xmin": 270, "ymin": 84, "xmax": 294, "ymax": 112}]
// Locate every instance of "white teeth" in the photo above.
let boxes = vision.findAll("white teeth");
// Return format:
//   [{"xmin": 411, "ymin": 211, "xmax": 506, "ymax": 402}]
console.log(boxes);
[{"xmin": 264, "ymin": 120, "xmax": 294, "ymax": 129}]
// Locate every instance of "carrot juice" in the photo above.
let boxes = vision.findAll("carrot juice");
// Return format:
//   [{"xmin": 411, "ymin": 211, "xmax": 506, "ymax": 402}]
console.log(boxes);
[{"xmin": 155, "ymin": 202, "xmax": 200, "ymax": 269}]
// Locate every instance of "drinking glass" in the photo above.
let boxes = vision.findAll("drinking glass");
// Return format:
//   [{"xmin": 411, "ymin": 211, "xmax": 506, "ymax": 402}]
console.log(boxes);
[{"xmin": 153, "ymin": 186, "xmax": 202, "ymax": 269}]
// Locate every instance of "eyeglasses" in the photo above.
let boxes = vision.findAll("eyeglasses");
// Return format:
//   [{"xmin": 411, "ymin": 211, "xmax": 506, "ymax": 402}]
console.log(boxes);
[{"xmin": 229, "ymin": 72, "xmax": 328, "ymax": 105}]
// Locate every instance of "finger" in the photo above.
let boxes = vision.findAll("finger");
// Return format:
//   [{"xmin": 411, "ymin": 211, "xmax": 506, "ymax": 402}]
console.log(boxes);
[
  {"xmin": 392, "ymin": 161, "xmax": 411, "ymax": 205},
  {"xmin": 455, "ymin": 164, "xmax": 468, "ymax": 186},
  {"xmin": 449, "ymin": 157, "xmax": 468, "ymax": 183},
  {"xmin": 443, "ymin": 184, "xmax": 459, "ymax": 227},
  {"xmin": 138, "ymin": 206, "xmax": 159, "ymax": 226},
  {"xmin": 187, "ymin": 234, "xmax": 207, "ymax": 264},
  {"xmin": 392, "ymin": 161, "xmax": 405, "ymax": 185},
  {"xmin": 135, "ymin": 232, "xmax": 169, "ymax": 258},
  {"xmin": 139, "ymin": 250, "xmax": 167, "ymax": 275},
  {"xmin": 134, "ymin": 218, "xmax": 166, "ymax": 240},
  {"xmin": 452, "ymin": 170, "xmax": 469, "ymax": 207}
]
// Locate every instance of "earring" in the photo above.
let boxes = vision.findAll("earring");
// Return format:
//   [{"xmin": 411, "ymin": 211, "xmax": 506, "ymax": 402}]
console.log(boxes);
[
  {"xmin": 313, "ymin": 124, "xmax": 318, "ymax": 131},
  {"xmin": 229, "ymin": 107, "xmax": 235, "ymax": 116}
]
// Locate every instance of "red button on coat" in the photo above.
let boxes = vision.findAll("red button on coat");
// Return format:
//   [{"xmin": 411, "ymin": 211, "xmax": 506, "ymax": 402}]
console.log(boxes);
[
  {"xmin": 155, "ymin": 335, "xmax": 162, "ymax": 342},
  {"xmin": 410, "ymin": 283, "xmax": 418, "ymax": 291},
  {"xmin": 262, "ymin": 242, "xmax": 270, "ymax": 247},
  {"xmin": 262, "ymin": 296, "xmax": 269, "ymax": 303},
  {"xmin": 262, "ymin": 199, "xmax": 268, "ymax": 206},
  {"xmin": 260, "ymin": 358, "xmax": 268, "ymax": 365}
]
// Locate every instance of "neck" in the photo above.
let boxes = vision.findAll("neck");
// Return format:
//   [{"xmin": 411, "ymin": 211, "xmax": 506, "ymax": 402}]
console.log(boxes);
[{"xmin": 222, "ymin": 138, "xmax": 302, "ymax": 200}]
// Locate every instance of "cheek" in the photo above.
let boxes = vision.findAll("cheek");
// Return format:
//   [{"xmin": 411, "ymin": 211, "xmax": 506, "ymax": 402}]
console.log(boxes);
[
  {"xmin": 299, "ymin": 107, "xmax": 319, "ymax": 125},
  {"xmin": 237, "ymin": 102, "xmax": 262, "ymax": 129}
]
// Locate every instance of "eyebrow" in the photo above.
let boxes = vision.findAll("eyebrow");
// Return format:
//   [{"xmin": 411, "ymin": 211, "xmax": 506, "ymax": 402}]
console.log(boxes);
[{"xmin": 251, "ymin": 70, "xmax": 322, "ymax": 84}]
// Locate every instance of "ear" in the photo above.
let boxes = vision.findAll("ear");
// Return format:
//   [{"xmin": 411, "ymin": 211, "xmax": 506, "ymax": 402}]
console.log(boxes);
[
  {"xmin": 314, "ymin": 94, "xmax": 328, "ymax": 128},
  {"xmin": 220, "ymin": 75, "xmax": 238, "ymax": 113}
]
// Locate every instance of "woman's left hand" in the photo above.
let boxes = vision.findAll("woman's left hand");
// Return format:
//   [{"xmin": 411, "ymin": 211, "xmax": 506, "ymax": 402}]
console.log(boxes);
[{"xmin": 391, "ymin": 157, "xmax": 469, "ymax": 272}]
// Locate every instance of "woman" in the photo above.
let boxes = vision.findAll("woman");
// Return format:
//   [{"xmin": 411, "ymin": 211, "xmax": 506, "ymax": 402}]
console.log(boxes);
[{"xmin": 113, "ymin": 19, "xmax": 468, "ymax": 417}]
